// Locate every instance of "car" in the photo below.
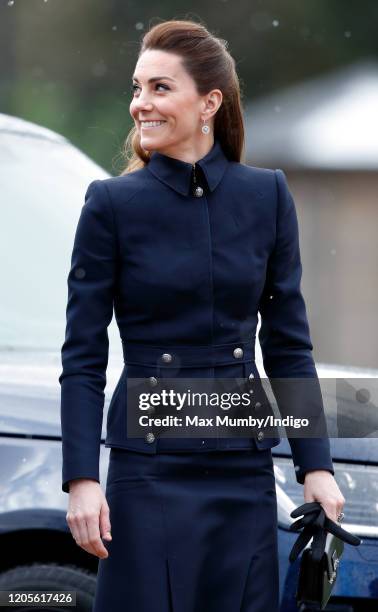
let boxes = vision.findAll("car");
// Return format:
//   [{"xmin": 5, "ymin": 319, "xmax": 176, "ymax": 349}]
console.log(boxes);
[
  {"xmin": 0, "ymin": 113, "xmax": 377, "ymax": 611},
  {"xmin": 0, "ymin": 112, "xmax": 112, "ymax": 611},
  {"xmin": 271, "ymin": 361, "xmax": 378, "ymax": 612}
]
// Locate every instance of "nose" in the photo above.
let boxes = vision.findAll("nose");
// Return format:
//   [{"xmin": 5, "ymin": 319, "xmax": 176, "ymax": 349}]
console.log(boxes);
[{"xmin": 132, "ymin": 93, "xmax": 154, "ymax": 114}]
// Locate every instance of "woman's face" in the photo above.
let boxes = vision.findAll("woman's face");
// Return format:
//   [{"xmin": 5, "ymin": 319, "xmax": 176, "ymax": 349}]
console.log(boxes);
[{"xmin": 129, "ymin": 49, "xmax": 221, "ymax": 154}]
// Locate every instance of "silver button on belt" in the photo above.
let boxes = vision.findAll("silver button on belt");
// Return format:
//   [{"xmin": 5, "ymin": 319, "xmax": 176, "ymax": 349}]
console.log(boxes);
[
  {"xmin": 161, "ymin": 353, "xmax": 172, "ymax": 363},
  {"xmin": 233, "ymin": 347, "xmax": 243, "ymax": 359},
  {"xmin": 145, "ymin": 432, "xmax": 155, "ymax": 443},
  {"xmin": 149, "ymin": 376, "xmax": 158, "ymax": 387},
  {"xmin": 257, "ymin": 431, "xmax": 264, "ymax": 441},
  {"xmin": 248, "ymin": 372, "xmax": 254, "ymax": 381}
]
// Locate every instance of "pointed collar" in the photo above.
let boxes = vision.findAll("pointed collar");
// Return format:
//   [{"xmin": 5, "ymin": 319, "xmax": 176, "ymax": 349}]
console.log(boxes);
[{"xmin": 146, "ymin": 139, "xmax": 229, "ymax": 196}]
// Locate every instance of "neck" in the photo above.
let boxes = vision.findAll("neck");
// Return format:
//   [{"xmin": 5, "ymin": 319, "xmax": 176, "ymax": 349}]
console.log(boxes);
[{"xmin": 152, "ymin": 138, "xmax": 215, "ymax": 165}]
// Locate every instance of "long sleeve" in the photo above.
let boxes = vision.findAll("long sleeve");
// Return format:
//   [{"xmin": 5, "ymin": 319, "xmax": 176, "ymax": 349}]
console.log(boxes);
[
  {"xmin": 258, "ymin": 169, "xmax": 334, "ymax": 485},
  {"xmin": 59, "ymin": 179, "xmax": 117, "ymax": 493}
]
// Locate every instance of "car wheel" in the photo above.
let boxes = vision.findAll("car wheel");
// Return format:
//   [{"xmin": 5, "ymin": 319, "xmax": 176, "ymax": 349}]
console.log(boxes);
[{"xmin": 0, "ymin": 563, "xmax": 96, "ymax": 611}]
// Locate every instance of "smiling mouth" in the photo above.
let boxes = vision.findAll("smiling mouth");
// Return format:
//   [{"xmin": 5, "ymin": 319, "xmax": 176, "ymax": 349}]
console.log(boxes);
[{"xmin": 140, "ymin": 121, "xmax": 167, "ymax": 129}]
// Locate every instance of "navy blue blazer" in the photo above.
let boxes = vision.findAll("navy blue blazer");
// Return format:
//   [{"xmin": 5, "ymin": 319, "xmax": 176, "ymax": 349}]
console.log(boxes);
[{"xmin": 59, "ymin": 138, "xmax": 334, "ymax": 493}]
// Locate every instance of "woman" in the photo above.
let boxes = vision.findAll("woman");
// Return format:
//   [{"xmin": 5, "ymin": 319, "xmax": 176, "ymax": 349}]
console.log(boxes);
[{"xmin": 59, "ymin": 19, "xmax": 345, "ymax": 612}]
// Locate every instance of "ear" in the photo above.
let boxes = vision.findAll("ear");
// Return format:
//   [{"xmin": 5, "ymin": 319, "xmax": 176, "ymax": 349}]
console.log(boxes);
[{"xmin": 202, "ymin": 89, "xmax": 223, "ymax": 117}]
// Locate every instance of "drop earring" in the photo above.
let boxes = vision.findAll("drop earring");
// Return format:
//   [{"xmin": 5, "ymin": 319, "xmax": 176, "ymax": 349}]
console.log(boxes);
[{"xmin": 201, "ymin": 118, "xmax": 210, "ymax": 135}]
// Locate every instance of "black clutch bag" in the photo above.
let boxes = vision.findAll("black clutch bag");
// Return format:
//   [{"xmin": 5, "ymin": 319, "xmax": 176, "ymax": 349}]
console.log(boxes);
[
  {"xmin": 296, "ymin": 531, "xmax": 344, "ymax": 610},
  {"xmin": 288, "ymin": 502, "xmax": 361, "ymax": 611}
]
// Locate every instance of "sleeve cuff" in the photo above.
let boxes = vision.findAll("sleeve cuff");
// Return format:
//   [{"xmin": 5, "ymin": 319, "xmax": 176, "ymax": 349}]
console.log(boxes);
[{"xmin": 62, "ymin": 462, "xmax": 100, "ymax": 494}]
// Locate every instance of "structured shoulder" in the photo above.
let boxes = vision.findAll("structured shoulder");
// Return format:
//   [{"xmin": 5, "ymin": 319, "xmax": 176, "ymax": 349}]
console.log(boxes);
[
  {"xmin": 236, "ymin": 162, "xmax": 276, "ymax": 179},
  {"xmin": 227, "ymin": 161, "xmax": 277, "ymax": 200},
  {"xmin": 230, "ymin": 162, "xmax": 275, "ymax": 186},
  {"xmin": 96, "ymin": 167, "xmax": 153, "ymax": 206}
]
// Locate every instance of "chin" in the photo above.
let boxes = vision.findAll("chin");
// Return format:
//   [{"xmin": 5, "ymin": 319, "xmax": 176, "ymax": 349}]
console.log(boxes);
[
  {"xmin": 139, "ymin": 140, "xmax": 156, "ymax": 152},
  {"xmin": 140, "ymin": 136, "xmax": 166, "ymax": 151}
]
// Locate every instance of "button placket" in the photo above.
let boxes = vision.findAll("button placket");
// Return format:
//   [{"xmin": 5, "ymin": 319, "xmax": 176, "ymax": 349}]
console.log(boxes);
[
  {"xmin": 243, "ymin": 362, "xmax": 255, "ymax": 400},
  {"xmin": 192, "ymin": 163, "xmax": 204, "ymax": 197},
  {"xmin": 143, "ymin": 364, "xmax": 161, "ymax": 443}
]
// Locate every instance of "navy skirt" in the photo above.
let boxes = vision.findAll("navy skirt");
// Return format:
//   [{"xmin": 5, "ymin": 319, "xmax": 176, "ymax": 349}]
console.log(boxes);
[{"xmin": 92, "ymin": 448, "xmax": 279, "ymax": 612}]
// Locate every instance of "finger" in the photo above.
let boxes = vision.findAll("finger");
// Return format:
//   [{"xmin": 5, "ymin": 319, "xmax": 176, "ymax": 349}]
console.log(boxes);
[
  {"xmin": 336, "ymin": 506, "xmax": 344, "ymax": 522},
  {"xmin": 321, "ymin": 504, "xmax": 338, "ymax": 524},
  {"xmin": 68, "ymin": 521, "xmax": 81, "ymax": 545},
  {"xmin": 68, "ymin": 511, "xmax": 86, "ymax": 546},
  {"xmin": 99, "ymin": 502, "xmax": 112, "ymax": 541},
  {"xmin": 74, "ymin": 515, "xmax": 92, "ymax": 552},
  {"xmin": 66, "ymin": 511, "xmax": 79, "ymax": 540},
  {"xmin": 77, "ymin": 519, "xmax": 102, "ymax": 558},
  {"xmin": 86, "ymin": 515, "xmax": 109, "ymax": 558}
]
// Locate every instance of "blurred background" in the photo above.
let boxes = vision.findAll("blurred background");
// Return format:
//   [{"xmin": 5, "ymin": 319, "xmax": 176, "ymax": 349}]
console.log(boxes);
[
  {"xmin": 1, "ymin": 7, "xmax": 377, "ymax": 609},
  {"xmin": 1, "ymin": 0, "xmax": 377, "ymax": 369}
]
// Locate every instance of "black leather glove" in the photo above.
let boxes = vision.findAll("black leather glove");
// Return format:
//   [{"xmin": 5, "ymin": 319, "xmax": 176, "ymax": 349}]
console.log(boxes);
[{"xmin": 288, "ymin": 501, "xmax": 362, "ymax": 563}]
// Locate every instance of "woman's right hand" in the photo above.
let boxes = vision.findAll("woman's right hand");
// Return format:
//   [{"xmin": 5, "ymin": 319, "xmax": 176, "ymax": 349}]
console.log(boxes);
[{"xmin": 66, "ymin": 478, "xmax": 112, "ymax": 559}]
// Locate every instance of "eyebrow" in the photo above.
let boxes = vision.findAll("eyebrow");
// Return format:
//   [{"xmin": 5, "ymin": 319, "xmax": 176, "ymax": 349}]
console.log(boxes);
[{"xmin": 132, "ymin": 75, "xmax": 176, "ymax": 83}]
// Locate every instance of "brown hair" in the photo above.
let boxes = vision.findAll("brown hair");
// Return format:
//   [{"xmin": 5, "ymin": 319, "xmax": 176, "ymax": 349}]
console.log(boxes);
[{"xmin": 118, "ymin": 18, "xmax": 245, "ymax": 175}]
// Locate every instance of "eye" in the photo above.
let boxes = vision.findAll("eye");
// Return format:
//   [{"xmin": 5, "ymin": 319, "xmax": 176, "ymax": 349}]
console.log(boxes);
[
  {"xmin": 155, "ymin": 83, "xmax": 170, "ymax": 91},
  {"xmin": 130, "ymin": 82, "xmax": 170, "ymax": 95}
]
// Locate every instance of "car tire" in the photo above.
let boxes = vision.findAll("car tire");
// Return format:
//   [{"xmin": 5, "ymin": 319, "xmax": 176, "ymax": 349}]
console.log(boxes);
[{"xmin": 0, "ymin": 562, "xmax": 96, "ymax": 611}]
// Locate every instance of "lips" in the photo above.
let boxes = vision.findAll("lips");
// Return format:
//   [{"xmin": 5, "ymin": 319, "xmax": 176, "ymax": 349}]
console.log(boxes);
[
  {"xmin": 141, "ymin": 125, "xmax": 165, "ymax": 128},
  {"xmin": 139, "ymin": 120, "xmax": 167, "ymax": 129}
]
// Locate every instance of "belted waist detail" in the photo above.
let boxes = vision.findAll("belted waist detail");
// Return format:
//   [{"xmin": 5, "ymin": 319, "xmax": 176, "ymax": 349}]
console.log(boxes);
[{"xmin": 121, "ymin": 340, "xmax": 255, "ymax": 368}]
